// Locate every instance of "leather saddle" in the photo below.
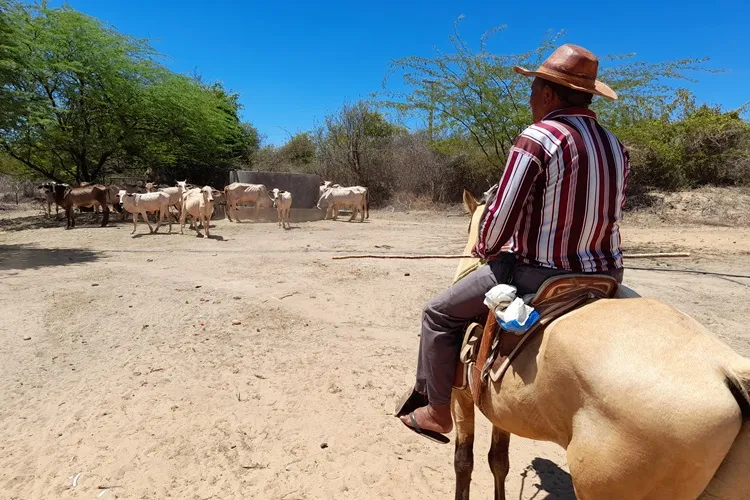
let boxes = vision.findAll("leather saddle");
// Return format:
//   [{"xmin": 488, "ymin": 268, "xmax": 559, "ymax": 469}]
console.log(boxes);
[{"xmin": 454, "ymin": 274, "xmax": 620, "ymax": 411}]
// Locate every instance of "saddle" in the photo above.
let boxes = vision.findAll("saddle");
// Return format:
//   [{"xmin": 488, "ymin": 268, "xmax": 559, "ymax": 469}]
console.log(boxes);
[{"xmin": 454, "ymin": 274, "xmax": 620, "ymax": 412}]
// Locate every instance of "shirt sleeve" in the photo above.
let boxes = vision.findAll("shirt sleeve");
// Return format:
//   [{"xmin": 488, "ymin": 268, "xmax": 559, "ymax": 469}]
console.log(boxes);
[{"xmin": 475, "ymin": 133, "xmax": 545, "ymax": 259}]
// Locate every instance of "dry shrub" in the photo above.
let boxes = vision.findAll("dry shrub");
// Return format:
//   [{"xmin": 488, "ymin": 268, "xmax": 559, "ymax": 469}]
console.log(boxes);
[
  {"xmin": 384, "ymin": 191, "xmax": 458, "ymax": 213},
  {"xmin": 0, "ymin": 175, "xmax": 41, "ymax": 204}
]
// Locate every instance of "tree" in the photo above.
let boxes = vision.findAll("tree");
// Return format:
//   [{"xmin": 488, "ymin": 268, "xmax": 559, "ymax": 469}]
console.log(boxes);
[
  {"xmin": 280, "ymin": 132, "xmax": 316, "ymax": 169},
  {"xmin": 240, "ymin": 122, "xmax": 262, "ymax": 162},
  {"xmin": 382, "ymin": 19, "xmax": 714, "ymax": 175},
  {"xmin": 0, "ymin": 3, "xmax": 250, "ymax": 185},
  {"xmin": 315, "ymin": 101, "xmax": 402, "ymax": 201},
  {"xmin": 0, "ymin": 1, "xmax": 25, "ymax": 133}
]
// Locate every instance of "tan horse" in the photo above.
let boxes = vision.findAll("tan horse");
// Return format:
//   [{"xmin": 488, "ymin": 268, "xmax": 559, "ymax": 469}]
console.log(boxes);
[{"xmin": 450, "ymin": 189, "xmax": 750, "ymax": 500}]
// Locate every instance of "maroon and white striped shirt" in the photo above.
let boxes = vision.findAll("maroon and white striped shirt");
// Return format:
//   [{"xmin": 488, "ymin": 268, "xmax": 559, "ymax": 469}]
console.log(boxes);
[{"xmin": 475, "ymin": 108, "xmax": 629, "ymax": 272}]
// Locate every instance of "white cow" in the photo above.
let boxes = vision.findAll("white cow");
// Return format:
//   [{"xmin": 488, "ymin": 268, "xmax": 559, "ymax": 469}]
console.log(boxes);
[
  {"xmin": 319, "ymin": 180, "xmax": 340, "ymax": 198},
  {"xmin": 223, "ymin": 182, "xmax": 271, "ymax": 222},
  {"xmin": 115, "ymin": 183, "xmax": 148, "ymax": 220},
  {"xmin": 347, "ymin": 186, "xmax": 369, "ymax": 219},
  {"xmin": 117, "ymin": 190, "xmax": 172, "ymax": 235},
  {"xmin": 317, "ymin": 187, "xmax": 366, "ymax": 222},
  {"xmin": 158, "ymin": 180, "xmax": 189, "ymax": 223},
  {"xmin": 319, "ymin": 184, "xmax": 369, "ymax": 220},
  {"xmin": 269, "ymin": 188, "xmax": 292, "ymax": 229},
  {"xmin": 181, "ymin": 186, "xmax": 215, "ymax": 238}
]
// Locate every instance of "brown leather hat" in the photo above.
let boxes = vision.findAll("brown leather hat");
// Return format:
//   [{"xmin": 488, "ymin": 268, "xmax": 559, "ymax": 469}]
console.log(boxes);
[{"xmin": 514, "ymin": 44, "xmax": 617, "ymax": 100}]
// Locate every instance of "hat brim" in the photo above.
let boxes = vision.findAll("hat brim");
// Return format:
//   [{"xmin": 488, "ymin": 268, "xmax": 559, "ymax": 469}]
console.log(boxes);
[{"xmin": 514, "ymin": 66, "xmax": 617, "ymax": 100}]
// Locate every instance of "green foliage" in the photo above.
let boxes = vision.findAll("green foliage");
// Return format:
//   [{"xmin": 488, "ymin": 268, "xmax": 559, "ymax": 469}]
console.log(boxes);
[
  {"xmin": 380, "ymin": 19, "xmax": 747, "ymax": 199},
  {"xmin": 0, "ymin": 2, "xmax": 252, "ymax": 185},
  {"xmin": 616, "ymin": 105, "xmax": 750, "ymax": 191},
  {"xmin": 280, "ymin": 132, "xmax": 316, "ymax": 169},
  {"xmin": 252, "ymin": 132, "xmax": 316, "ymax": 173}
]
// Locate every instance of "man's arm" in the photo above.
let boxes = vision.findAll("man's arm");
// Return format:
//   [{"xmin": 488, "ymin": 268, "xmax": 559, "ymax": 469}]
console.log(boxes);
[{"xmin": 474, "ymin": 138, "xmax": 544, "ymax": 259}]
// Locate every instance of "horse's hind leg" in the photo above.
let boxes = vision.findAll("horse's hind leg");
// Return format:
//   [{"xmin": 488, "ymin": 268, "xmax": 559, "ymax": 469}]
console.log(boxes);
[
  {"xmin": 568, "ymin": 409, "xmax": 739, "ymax": 500},
  {"xmin": 488, "ymin": 426, "xmax": 510, "ymax": 500},
  {"xmin": 700, "ymin": 421, "xmax": 750, "ymax": 500},
  {"xmin": 452, "ymin": 389, "xmax": 475, "ymax": 500}
]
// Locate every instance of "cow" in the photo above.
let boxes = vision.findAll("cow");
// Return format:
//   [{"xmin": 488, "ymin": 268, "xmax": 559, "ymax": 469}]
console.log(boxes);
[
  {"xmin": 180, "ymin": 186, "xmax": 216, "ymax": 238},
  {"xmin": 50, "ymin": 184, "xmax": 110, "ymax": 229},
  {"xmin": 319, "ymin": 183, "xmax": 369, "ymax": 219},
  {"xmin": 223, "ymin": 182, "xmax": 271, "ymax": 222},
  {"xmin": 159, "ymin": 180, "xmax": 189, "ymax": 223},
  {"xmin": 347, "ymin": 186, "xmax": 369, "ymax": 219},
  {"xmin": 319, "ymin": 181, "xmax": 343, "ymax": 198},
  {"xmin": 316, "ymin": 187, "xmax": 366, "ymax": 222},
  {"xmin": 38, "ymin": 182, "xmax": 65, "ymax": 219},
  {"xmin": 117, "ymin": 190, "xmax": 172, "ymax": 235},
  {"xmin": 269, "ymin": 188, "xmax": 292, "ymax": 229},
  {"xmin": 103, "ymin": 185, "xmax": 125, "ymax": 215},
  {"xmin": 112, "ymin": 183, "xmax": 148, "ymax": 220}
]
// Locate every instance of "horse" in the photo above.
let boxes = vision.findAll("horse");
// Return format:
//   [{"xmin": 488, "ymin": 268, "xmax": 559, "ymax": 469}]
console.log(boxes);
[{"xmin": 449, "ymin": 188, "xmax": 750, "ymax": 499}]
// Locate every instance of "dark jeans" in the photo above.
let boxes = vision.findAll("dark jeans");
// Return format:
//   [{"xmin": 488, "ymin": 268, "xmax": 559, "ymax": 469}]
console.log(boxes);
[{"xmin": 414, "ymin": 256, "xmax": 623, "ymax": 407}]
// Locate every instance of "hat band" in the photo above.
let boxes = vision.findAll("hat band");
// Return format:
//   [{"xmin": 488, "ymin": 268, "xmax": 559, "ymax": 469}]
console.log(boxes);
[{"xmin": 538, "ymin": 65, "xmax": 597, "ymax": 89}]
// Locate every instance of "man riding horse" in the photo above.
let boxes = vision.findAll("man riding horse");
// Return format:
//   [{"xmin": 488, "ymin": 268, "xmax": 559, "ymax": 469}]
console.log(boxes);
[{"xmin": 397, "ymin": 43, "xmax": 629, "ymax": 440}]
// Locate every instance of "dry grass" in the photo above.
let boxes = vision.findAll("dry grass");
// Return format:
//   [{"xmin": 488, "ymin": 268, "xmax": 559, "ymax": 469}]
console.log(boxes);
[
  {"xmin": 382, "ymin": 191, "xmax": 463, "ymax": 215},
  {"xmin": 625, "ymin": 186, "xmax": 750, "ymax": 227}
]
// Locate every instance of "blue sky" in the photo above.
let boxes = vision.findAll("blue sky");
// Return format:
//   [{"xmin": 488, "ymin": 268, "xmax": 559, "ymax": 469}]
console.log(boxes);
[{"xmin": 51, "ymin": 0, "xmax": 748, "ymax": 145}]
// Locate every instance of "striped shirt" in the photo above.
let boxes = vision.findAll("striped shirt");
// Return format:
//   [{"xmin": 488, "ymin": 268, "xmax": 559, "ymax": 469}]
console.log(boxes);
[{"xmin": 475, "ymin": 108, "xmax": 629, "ymax": 272}]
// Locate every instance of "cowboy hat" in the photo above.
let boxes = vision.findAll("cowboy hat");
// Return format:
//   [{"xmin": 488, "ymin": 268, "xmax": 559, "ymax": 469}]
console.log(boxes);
[{"xmin": 513, "ymin": 44, "xmax": 617, "ymax": 100}]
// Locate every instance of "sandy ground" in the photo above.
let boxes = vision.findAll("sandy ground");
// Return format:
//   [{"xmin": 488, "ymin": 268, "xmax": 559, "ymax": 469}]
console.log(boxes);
[{"xmin": 0, "ymin": 203, "xmax": 749, "ymax": 500}]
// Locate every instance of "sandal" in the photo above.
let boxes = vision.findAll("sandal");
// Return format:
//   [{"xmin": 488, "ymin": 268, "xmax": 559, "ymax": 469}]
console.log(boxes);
[{"xmin": 401, "ymin": 411, "xmax": 450, "ymax": 444}]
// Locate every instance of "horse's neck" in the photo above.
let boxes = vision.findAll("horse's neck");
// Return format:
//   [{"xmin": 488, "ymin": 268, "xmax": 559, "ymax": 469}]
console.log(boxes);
[{"xmin": 453, "ymin": 204, "xmax": 486, "ymax": 283}]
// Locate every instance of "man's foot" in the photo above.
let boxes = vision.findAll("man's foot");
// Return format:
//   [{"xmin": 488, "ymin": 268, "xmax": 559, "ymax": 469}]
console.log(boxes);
[{"xmin": 399, "ymin": 404, "xmax": 453, "ymax": 435}]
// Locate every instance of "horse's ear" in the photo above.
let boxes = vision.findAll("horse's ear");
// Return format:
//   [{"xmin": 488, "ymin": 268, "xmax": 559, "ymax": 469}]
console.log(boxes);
[{"xmin": 462, "ymin": 188, "xmax": 479, "ymax": 215}]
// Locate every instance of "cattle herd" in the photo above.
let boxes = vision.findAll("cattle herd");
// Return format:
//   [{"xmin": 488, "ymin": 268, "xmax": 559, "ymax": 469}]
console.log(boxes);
[{"xmin": 38, "ymin": 179, "xmax": 369, "ymax": 237}]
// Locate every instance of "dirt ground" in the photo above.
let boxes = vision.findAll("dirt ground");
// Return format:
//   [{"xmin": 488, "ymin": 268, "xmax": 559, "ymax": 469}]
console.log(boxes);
[{"xmin": 1, "ymin": 201, "xmax": 749, "ymax": 500}]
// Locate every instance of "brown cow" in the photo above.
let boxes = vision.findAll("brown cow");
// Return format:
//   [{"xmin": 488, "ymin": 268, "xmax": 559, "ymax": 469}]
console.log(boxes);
[{"xmin": 51, "ymin": 184, "xmax": 110, "ymax": 229}]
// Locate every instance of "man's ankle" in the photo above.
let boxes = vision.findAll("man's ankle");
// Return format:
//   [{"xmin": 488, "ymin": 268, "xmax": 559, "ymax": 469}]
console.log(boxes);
[{"xmin": 428, "ymin": 404, "xmax": 452, "ymax": 422}]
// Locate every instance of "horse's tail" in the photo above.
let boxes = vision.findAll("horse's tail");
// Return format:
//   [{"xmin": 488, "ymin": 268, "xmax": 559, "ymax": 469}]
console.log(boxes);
[
  {"xmin": 724, "ymin": 358, "xmax": 750, "ymax": 420},
  {"xmin": 699, "ymin": 359, "xmax": 750, "ymax": 498}
]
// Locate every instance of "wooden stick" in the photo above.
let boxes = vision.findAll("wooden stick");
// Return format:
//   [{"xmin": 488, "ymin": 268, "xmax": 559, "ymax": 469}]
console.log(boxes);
[
  {"xmin": 624, "ymin": 252, "xmax": 690, "ymax": 259},
  {"xmin": 332, "ymin": 254, "xmax": 472, "ymax": 260},
  {"xmin": 331, "ymin": 252, "xmax": 690, "ymax": 261}
]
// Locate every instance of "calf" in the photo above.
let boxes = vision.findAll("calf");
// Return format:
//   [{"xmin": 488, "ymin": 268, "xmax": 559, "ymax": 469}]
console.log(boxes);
[
  {"xmin": 117, "ymin": 190, "xmax": 172, "ymax": 235},
  {"xmin": 180, "ymin": 186, "xmax": 216, "ymax": 238},
  {"xmin": 270, "ymin": 188, "xmax": 292, "ymax": 229},
  {"xmin": 38, "ymin": 182, "xmax": 65, "ymax": 219}
]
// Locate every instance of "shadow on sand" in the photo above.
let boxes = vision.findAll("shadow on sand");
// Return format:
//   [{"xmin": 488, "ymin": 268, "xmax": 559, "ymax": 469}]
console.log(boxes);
[
  {"xmin": 518, "ymin": 457, "xmax": 576, "ymax": 500},
  {"xmin": 0, "ymin": 244, "xmax": 101, "ymax": 271}
]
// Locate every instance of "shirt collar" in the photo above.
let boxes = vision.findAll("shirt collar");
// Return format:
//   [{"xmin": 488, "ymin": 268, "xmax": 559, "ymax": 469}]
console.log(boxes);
[{"xmin": 543, "ymin": 107, "xmax": 597, "ymax": 121}]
